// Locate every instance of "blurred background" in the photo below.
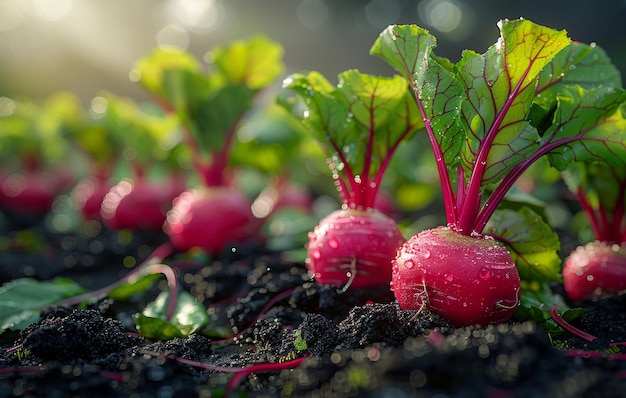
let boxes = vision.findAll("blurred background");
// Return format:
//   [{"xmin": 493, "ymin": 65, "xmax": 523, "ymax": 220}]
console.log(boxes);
[{"xmin": 1, "ymin": 0, "xmax": 625, "ymax": 103}]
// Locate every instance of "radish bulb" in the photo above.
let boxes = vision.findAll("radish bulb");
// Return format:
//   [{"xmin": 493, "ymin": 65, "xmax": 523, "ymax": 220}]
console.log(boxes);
[
  {"xmin": 281, "ymin": 69, "xmax": 421, "ymax": 289},
  {"xmin": 392, "ymin": 228, "xmax": 520, "ymax": 326},
  {"xmin": 307, "ymin": 208, "xmax": 405, "ymax": 289},
  {"xmin": 372, "ymin": 20, "xmax": 626, "ymax": 325},
  {"xmin": 165, "ymin": 187, "xmax": 260, "ymax": 255},
  {"xmin": 562, "ymin": 163, "xmax": 626, "ymax": 301},
  {"xmin": 563, "ymin": 241, "xmax": 626, "ymax": 301},
  {"xmin": 101, "ymin": 178, "xmax": 184, "ymax": 232}
]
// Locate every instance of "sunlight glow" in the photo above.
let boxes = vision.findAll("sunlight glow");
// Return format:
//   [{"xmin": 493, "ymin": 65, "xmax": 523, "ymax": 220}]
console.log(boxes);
[{"xmin": 33, "ymin": 0, "xmax": 73, "ymax": 21}]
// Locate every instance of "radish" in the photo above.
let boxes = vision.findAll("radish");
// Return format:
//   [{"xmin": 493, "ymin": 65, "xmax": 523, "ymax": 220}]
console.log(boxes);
[
  {"xmin": 94, "ymin": 93, "xmax": 186, "ymax": 233},
  {"xmin": 165, "ymin": 187, "xmax": 260, "ymax": 255},
  {"xmin": 101, "ymin": 177, "xmax": 185, "ymax": 232},
  {"xmin": 371, "ymin": 19, "xmax": 626, "ymax": 325},
  {"xmin": 562, "ymin": 163, "xmax": 626, "ymax": 301},
  {"xmin": 280, "ymin": 69, "xmax": 421, "ymax": 289},
  {"xmin": 133, "ymin": 36, "xmax": 285, "ymax": 255},
  {"xmin": 0, "ymin": 94, "xmax": 78, "ymax": 217},
  {"xmin": 0, "ymin": 172, "xmax": 59, "ymax": 216}
]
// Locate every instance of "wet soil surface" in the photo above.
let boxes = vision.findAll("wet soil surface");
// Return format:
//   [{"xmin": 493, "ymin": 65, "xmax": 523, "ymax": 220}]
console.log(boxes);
[{"xmin": 1, "ymin": 216, "xmax": 625, "ymax": 397}]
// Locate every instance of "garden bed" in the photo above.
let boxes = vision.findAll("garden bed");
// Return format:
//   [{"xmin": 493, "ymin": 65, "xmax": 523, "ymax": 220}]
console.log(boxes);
[{"xmin": 1, "ymin": 215, "xmax": 625, "ymax": 398}]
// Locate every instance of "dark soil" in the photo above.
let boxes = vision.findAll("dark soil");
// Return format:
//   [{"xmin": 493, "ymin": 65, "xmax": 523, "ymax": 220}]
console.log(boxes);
[{"xmin": 1, "ymin": 213, "xmax": 625, "ymax": 397}]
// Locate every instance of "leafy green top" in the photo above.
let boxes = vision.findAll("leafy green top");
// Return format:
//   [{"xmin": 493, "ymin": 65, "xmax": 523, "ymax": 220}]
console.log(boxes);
[
  {"xmin": 280, "ymin": 69, "xmax": 422, "ymax": 209},
  {"xmin": 132, "ymin": 36, "xmax": 284, "ymax": 186},
  {"xmin": 371, "ymin": 18, "xmax": 626, "ymax": 235}
]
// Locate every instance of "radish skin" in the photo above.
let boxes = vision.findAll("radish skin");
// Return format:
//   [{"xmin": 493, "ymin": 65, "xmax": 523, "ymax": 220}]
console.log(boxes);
[
  {"xmin": 562, "ymin": 241, "xmax": 626, "ymax": 302},
  {"xmin": 306, "ymin": 208, "xmax": 405, "ymax": 289},
  {"xmin": 71, "ymin": 176, "xmax": 111, "ymax": 221},
  {"xmin": 392, "ymin": 227, "xmax": 520, "ymax": 326},
  {"xmin": 0, "ymin": 172, "xmax": 59, "ymax": 216},
  {"xmin": 164, "ymin": 187, "xmax": 261, "ymax": 255},
  {"xmin": 101, "ymin": 179, "xmax": 184, "ymax": 232}
]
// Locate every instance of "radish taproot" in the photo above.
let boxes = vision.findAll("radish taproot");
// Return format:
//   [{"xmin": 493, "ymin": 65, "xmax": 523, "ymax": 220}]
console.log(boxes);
[
  {"xmin": 133, "ymin": 36, "xmax": 284, "ymax": 255},
  {"xmin": 562, "ymin": 163, "xmax": 626, "ymax": 301},
  {"xmin": 280, "ymin": 69, "xmax": 421, "ymax": 289},
  {"xmin": 372, "ymin": 19, "xmax": 626, "ymax": 325}
]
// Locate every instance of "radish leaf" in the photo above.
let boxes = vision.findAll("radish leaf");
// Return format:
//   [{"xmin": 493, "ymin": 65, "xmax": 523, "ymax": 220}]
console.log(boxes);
[
  {"xmin": 133, "ymin": 36, "xmax": 284, "ymax": 186},
  {"xmin": 280, "ymin": 69, "xmax": 422, "ymax": 208},
  {"xmin": 135, "ymin": 290, "xmax": 209, "ymax": 340},
  {"xmin": 0, "ymin": 277, "xmax": 86, "ymax": 333},
  {"xmin": 486, "ymin": 207, "xmax": 561, "ymax": 283},
  {"xmin": 537, "ymin": 42, "xmax": 622, "ymax": 104},
  {"xmin": 371, "ymin": 18, "xmax": 626, "ymax": 237}
]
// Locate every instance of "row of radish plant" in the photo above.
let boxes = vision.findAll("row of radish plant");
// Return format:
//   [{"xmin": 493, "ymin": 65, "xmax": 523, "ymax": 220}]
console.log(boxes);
[{"xmin": 1, "ymin": 17, "xmax": 626, "ymax": 390}]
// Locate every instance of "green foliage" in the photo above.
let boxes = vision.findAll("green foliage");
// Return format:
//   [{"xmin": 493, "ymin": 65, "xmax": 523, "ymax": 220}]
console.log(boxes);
[
  {"xmin": 98, "ymin": 92, "xmax": 183, "ymax": 175},
  {"xmin": 486, "ymin": 207, "xmax": 561, "ymax": 283},
  {"xmin": 0, "ymin": 93, "xmax": 81, "ymax": 170},
  {"xmin": 279, "ymin": 69, "xmax": 423, "ymax": 208},
  {"xmin": 370, "ymin": 19, "xmax": 626, "ymax": 232},
  {"xmin": 133, "ymin": 36, "xmax": 285, "ymax": 175},
  {"xmin": 135, "ymin": 290, "xmax": 210, "ymax": 340},
  {"xmin": 0, "ymin": 277, "xmax": 86, "ymax": 334}
]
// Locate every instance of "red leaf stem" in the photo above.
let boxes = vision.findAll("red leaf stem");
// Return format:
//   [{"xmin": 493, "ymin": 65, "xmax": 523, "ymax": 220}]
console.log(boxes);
[
  {"xmin": 57, "ymin": 242, "xmax": 174, "ymax": 307},
  {"xmin": 549, "ymin": 305, "xmax": 596, "ymax": 342}
]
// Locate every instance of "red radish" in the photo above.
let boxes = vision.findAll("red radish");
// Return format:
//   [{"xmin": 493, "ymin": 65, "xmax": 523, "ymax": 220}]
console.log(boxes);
[
  {"xmin": 372, "ymin": 20, "xmax": 626, "ymax": 325},
  {"xmin": 0, "ymin": 172, "xmax": 58, "ymax": 216},
  {"xmin": 281, "ymin": 69, "xmax": 420, "ymax": 289},
  {"xmin": 563, "ymin": 241, "xmax": 626, "ymax": 301},
  {"xmin": 306, "ymin": 208, "xmax": 405, "ymax": 289},
  {"xmin": 101, "ymin": 178, "xmax": 185, "ymax": 232},
  {"xmin": 562, "ymin": 163, "xmax": 626, "ymax": 301},
  {"xmin": 393, "ymin": 228, "xmax": 519, "ymax": 326},
  {"xmin": 165, "ymin": 187, "xmax": 260, "ymax": 254},
  {"xmin": 71, "ymin": 174, "xmax": 112, "ymax": 221},
  {"xmin": 133, "ymin": 37, "xmax": 285, "ymax": 255}
]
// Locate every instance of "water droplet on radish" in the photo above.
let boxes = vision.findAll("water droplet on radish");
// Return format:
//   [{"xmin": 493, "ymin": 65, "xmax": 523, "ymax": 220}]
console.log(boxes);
[
  {"xmin": 586, "ymin": 275, "xmax": 594, "ymax": 282},
  {"xmin": 422, "ymin": 249, "xmax": 431, "ymax": 259},
  {"xmin": 405, "ymin": 259, "xmax": 415, "ymax": 269},
  {"xmin": 328, "ymin": 239, "xmax": 339, "ymax": 249},
  {"xmin": 311, "ymin": 250, "xmax": 321, "ymax": 260},
  {"xmin": 444, "ymin": 273, "xmax": 453, "ymax": 282},
  {"xmin": 479, "ymin": 268, "xmax": 491, "ymax": 280}
]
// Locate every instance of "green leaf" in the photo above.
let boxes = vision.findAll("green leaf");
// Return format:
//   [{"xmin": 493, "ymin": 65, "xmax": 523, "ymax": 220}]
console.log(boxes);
[
  {"xmin": 280, "ymin": 69, "xmax": 422, "ymax": 208},
  {"xmin": 485, "ymin": 206, "xmax": 562, "ymax": 283},
  {"xmin": 133, "ymin": 46, "xmax": 201, "ymax": 101},
  {"xmin": 108, "ymin": 273, "xmax": 161, "ymax": 300},
  {"xmin": 135, "ymin": 290, "xmax": 209, "ymax": 340},
  {"xmin": 210, "ymin": 35, "xmax": 285, "ymax": 89},
  {"xmin": 537, "ymin": 42, "xmax": 622, "ymax": 106},
  {"xmin": 0, "ymin": 277, "xmax": 86, "ymax": 333},
  {"xmin": 455, "ymin": 19, "xmax": 570, "ymax": 184},
  {"xmin": 543, "ymin": 85, "xmax": 626, "ymax": 169},
  {"xmin": 514, "ymin": 280, "xmax": 566, "ymax": 327},
  {"xmin": 370, "ymin": 25, "xmax": 462, "ymax": 167},
  {"xmin": 101, "ymin": 93, "xmax": 181, "ymax": 168}
]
